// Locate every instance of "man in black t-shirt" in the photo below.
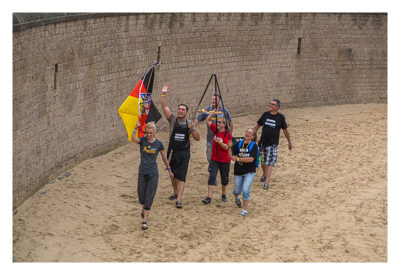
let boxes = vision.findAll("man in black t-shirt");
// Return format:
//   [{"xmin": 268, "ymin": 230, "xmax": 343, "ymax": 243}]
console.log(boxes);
[{"xmin": 253, "ymin": 99, "xmax": 292, "ymax": 189}]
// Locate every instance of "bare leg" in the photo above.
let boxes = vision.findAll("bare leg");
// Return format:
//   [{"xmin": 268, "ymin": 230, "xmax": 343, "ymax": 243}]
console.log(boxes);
[
  {"xmin": 143, "ymin": 209, "xmax": 150, "ymax": 223},
  {"xmin": 242, "ymin": 200, "xmax": 249, "ymax": 211},
  {"xmin": 265, "ymin": 165, "xmax": 273, "ymax": 183},
  {"xmin": 208, "ymin": 185, "xmax": 215, "ymax": 198},
  {"xmin": 221, "ymin": 184, "xmax": 227, "ymax": 196},
  {"xmin": 176, "ymin": 179, "xmax": 185, "ymax": 201},
  {"xmin": 171, "ymin": 179, "xmax": 178, "ymax": 196},
  {"xmin": 261, "ymin": 163, "xmax": 268, "ymax": 180}
]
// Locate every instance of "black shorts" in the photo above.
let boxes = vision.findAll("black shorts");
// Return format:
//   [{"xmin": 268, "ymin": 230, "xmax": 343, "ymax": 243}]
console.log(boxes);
[
  {"xmin": 170, "ymin": 149, "xmax": 190, "ymax": 182},
  {"xmin": 208, "ymin": 160, "xmax": 230, "ymax": 186}
]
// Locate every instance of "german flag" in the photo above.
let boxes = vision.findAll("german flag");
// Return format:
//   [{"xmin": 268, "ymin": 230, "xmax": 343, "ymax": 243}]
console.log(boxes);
[{"xmin": 118, "ymin": 64, "xmax": 161, "ymax": 141}]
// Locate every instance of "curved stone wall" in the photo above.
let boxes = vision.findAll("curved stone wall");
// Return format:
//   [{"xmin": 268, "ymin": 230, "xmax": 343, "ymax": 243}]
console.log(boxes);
[{"xmin": 13, "ymin": 13, "xmax": 387, "ymax": 207}]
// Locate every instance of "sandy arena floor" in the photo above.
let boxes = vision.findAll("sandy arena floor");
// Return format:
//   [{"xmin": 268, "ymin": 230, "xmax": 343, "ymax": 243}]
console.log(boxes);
[{"xmin": 13, "ymin": 103, "xmax": 387, "ymax": 262}]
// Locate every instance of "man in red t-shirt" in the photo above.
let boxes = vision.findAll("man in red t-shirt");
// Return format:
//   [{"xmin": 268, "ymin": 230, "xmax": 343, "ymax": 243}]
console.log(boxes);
[{"xmin": 201, "ymin": 111, "xmax": 232, "ymax": 204}]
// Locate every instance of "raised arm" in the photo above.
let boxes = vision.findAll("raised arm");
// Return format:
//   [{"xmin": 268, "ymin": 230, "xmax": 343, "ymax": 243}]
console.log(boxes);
[
  {"xmin": 161, "ymin": 82, "xmax": 172, "ymax": 120},
  {"xmin": 205, "ymin": 111, "xmax": 214, "ymax": 127},
  {"xmin": 131, "ymin": 121, "xmax": 141, "ymax": 144}
]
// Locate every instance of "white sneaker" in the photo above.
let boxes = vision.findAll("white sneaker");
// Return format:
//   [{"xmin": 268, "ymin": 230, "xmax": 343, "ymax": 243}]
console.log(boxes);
[{"xmin": 239, "ymin": 209, "xmax": 247, "ymax": 217}]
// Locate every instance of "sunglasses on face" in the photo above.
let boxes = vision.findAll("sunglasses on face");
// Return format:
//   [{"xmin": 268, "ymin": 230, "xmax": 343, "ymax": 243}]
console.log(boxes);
[{"xmin": 217, "ymin": 121, "xmax": 225, "ymax": 124}]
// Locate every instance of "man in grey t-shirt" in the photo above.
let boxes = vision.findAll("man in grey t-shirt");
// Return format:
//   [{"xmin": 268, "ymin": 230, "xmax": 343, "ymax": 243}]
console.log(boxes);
[{"xmin": 161, "ymin": 82, "xmax": 200, "ymax": 208}]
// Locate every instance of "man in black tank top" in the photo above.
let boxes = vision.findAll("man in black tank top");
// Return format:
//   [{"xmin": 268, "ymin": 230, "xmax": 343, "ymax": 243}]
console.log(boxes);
[{"xmin": 161, "ymin": 82, "xmax": 200, "ymax": 208}]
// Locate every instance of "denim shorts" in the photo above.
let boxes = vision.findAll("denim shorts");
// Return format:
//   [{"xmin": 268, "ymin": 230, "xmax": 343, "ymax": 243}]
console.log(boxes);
[{"xmin": 233, "ymin": 172, "xmax": 255, "ymax": 201}]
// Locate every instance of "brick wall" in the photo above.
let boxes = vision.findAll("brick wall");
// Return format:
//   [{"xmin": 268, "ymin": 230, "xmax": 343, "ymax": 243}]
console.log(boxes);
[{"xmin": 13, "ymin": 13, "xmax": 387, "ymax": 207}]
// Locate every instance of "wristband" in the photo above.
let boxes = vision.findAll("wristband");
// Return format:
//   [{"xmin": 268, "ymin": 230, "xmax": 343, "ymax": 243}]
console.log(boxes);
[
  {"xmin": 237, "ymin": 157, "xmax": 240, "ymax": 162},
  {"xmin": 166, "ymin": 167, "xmax": 171, "ymax": 170}
]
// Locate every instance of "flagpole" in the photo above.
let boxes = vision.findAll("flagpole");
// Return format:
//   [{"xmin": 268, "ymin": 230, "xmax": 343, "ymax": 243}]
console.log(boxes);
[{"xmin": 137, "ymin": 62, "xmax": 161, "ymax": 118}]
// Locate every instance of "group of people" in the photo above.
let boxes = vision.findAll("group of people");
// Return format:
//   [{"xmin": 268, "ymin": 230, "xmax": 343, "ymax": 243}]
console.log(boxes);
[{"xmin": 131, "ymin": 82, "xmax": 292, "ymax": 230}]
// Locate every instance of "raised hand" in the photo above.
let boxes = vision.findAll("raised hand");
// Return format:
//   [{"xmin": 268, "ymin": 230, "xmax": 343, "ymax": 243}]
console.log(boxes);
[{"xmin": 161, "ymin": 82, "xmax": 170, "ymax": 95}]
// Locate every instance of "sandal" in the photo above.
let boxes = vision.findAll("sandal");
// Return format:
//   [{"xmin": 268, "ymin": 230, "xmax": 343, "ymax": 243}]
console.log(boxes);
[
  {"xmin": 168, "ymin": 193, "xmax": 177, "ymax": 200},
  {"xmin": 176, "ymin": 201, "xmax": 182, "ymax": 208},
  {"xmin": 141, "ymin": 222, "xmax": 148, "ymax": 230}
]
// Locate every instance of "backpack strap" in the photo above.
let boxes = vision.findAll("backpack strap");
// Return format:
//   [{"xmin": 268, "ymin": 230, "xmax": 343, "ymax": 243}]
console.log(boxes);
[
  {"xmin": 238, "ymin": 139, "xmax": 244, "ymax": 151},
  {"xmin": 248, "ymin": 141, "xmax": 255, "ymax": 152}
]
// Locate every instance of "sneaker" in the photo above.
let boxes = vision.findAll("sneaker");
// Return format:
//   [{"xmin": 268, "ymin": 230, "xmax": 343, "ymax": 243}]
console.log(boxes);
[
  {"xmin": 202, "ymin": 197, "xmax": 211, "ymax": 204},
  {"xmin": 168, "ymin": 193, "xmax": 177, "ymax": 200},
  {"xmin": 235, "ymin": 198, "xmax": 242, "ymax": 208},
  {"xmin": 263, "ymin": 182, "xmax": 270, "ymax": 189},
  {"xmin": 176, "ymin": 201, "xmax": 182, "ymax": 208},
  {"xmin": 221, "ymin": 194, "xmax": 227, "ymax": 202},
  {"xmin": 239, "ymin": 209, "xmax": 247, "ymax": 217},
  {"xmin": 260, "ymin": 175, "xmax": 266, "ymax": 182}
]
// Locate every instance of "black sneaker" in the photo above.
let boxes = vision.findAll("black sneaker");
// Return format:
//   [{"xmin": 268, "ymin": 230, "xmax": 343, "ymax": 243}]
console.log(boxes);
[
  {"xmin": 260, "ymin": 175, "xmax": 266, "ymax": 182},
  {"xmin": 263, "ymin": 182, "xmax": 270, "ymax": 189},
  {"xmin": 202, "ymin": 197, "xmax": 211, "ymax": 204},
  {"xmin": 221, "ymin": 194, "xmax": 227, "ymax": 202},
  {"xmin": 168, "ymin": 193, "xmax": 177, "ymax": 200},
  {"xmin": 176, "ymin": 201, "xmax": 182, "ymax": 208},
  {"xmin": 235, "ymin": 198, "xmax": 242, "ymax": 208}
]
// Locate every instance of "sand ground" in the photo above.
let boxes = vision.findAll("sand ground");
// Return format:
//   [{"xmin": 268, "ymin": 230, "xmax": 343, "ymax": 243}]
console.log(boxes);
[{"xmin": 13, "ymin": 103, "xmax": 387, "ymax": 262}]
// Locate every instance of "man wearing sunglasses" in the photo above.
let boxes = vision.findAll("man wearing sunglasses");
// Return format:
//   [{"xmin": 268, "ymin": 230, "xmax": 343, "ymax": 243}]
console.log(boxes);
[{"xmin": 253, "ymin": 99, "xmax": 292, "ymax": 189}]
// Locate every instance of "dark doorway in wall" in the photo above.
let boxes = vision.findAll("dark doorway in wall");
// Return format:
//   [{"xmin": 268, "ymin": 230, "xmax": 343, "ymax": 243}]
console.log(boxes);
[
  {"xmin": 54, "ymin": 64, "xmax": 58, "ymax": 89},
  {"xmin": 297, "ymin": 38, "xmax": 302, "ymax": 55}
]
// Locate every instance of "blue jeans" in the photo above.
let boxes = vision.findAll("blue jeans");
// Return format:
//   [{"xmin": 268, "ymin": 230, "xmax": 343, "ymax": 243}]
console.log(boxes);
[{"xmin": 233, "ymin": 172, "xmax": 255, "ymax": 201}]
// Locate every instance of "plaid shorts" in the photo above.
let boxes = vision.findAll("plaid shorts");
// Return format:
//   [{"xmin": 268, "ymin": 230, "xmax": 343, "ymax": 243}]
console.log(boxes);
[{"xmin": 260, "ymin": 145, "xmax": 278, "ymax": 166}]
